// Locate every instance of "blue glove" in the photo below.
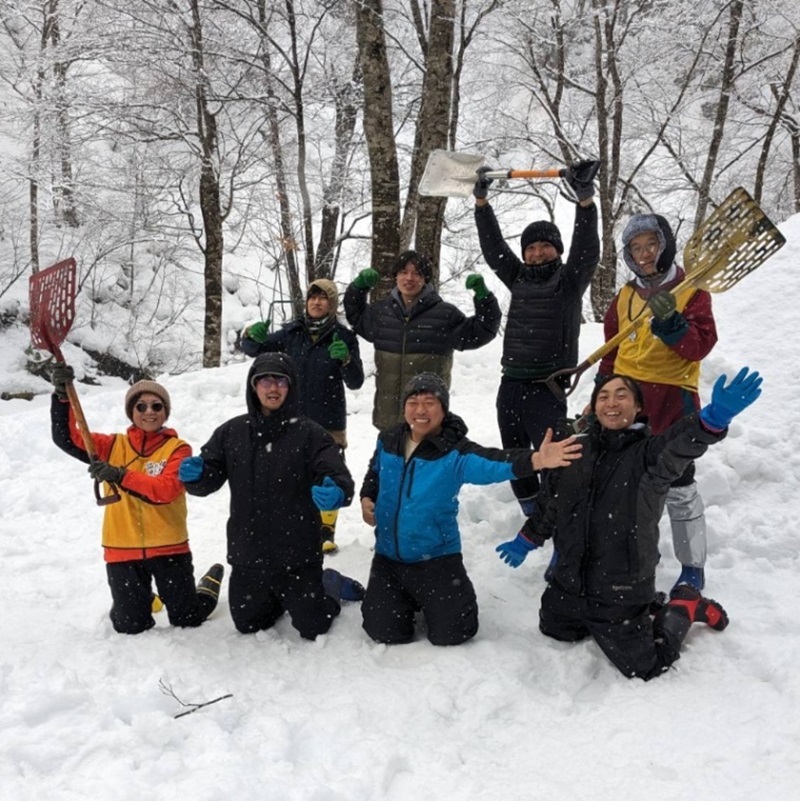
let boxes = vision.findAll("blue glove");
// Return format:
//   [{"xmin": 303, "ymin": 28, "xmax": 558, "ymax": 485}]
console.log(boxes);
[
  {"xmin": 495, "ymin": 532, "xmax": 538, "ymax": 568},
  {"xmin": 311, "ymin": 476, "xmax": 345, "ymax": 511},
  {"xmin": 699, "ymin": 367, "xmax": 763, "ymax": 430},
  {"xmin": 179, "ymin": 456, "xmax": 205, "ymax": 483}
]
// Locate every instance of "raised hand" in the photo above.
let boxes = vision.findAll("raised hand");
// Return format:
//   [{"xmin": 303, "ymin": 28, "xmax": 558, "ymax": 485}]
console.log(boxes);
[{"xmin": 532, "ymin": 428, "xmax": 583, "ymax": 470}]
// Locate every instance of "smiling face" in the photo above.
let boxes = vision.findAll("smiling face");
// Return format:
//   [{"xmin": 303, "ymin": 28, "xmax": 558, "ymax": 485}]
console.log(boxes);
[
  {"xmin": 254, "ymin": 374, "xmax": 290, "ymax": 414},
  {"xmin": 593, "ymin": 378, "xmax": 642, "ymax": 430},
  {"xmin": 395, "ymin": 263, "xmax": 427, "ymax": 305},
  {"xmin": 626, "ymin": 231, "xmax": 662, "ymax": 277},
  {"xmin": 131, "ymin": 392, "xmax": 168, "ymax": 433},
  {"xmin": 404, "ymin": 392, "xmax": 445, "ymax": 442},
  {"xmin": 523, "ymin": 241, "xmax": 559, "ymax": 266}
]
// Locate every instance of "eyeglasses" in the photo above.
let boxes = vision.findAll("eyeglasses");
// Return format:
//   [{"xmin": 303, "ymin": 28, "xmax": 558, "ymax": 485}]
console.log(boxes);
[
  {"xmin": 628, "ymin": 241, "xmax": 660, "ymax": 257},
  {"xmin": 135, "ymin": 401, "xmax": 164, "ymax": 413},
  {"xmin": 255, "ymin": 375, "xmax": 289, "ymax": 389}
]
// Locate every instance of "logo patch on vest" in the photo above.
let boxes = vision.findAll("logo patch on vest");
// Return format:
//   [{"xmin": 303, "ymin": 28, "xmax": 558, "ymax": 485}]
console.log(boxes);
[{"xmin": 145, "ymin": 459, "xmax": 167, "ymax": 476}]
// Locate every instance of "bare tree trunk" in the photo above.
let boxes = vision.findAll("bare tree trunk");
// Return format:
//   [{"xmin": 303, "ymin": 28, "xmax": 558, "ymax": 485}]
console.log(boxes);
[
  {"xmin": 694, "ymin": 0, "xmax": 743, "ymax": 226},
  {"xmin": 256, "ymin": 0, "xmax": 304, "ymax": 318},
  {"xmin": 189, "ymin": 0, "xmax": 224, "ymax": 368},
  {"xmin": 355, "ymin": 0, "xmax": 401, "ymax": 293},
  {"xmin": 408, "ymin": 0, "xmax": 455, "ymax": 273}
]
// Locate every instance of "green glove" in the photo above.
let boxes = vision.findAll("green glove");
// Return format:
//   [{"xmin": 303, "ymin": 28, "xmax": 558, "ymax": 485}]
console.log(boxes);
[
  {"xmin": 328, "ymin": 332, "xmax": 350, "ymax": 362},
  {"xmin": 246, "ymin": 320, "xmax": 271, "ymax": 343},
  {"xmin": 648, "ymin": 291, "xmax": 677, "ymax": 321},
  {"xmin": 465, "ymin": 273, "xmax": 490, "ymax": 301},
  {"xmin": 353, "ymin": 268, "xmax": 380, "ymax": 290}
]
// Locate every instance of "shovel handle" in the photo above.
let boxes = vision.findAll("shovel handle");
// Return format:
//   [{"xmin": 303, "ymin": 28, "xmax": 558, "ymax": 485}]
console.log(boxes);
[
  {"xmin": 483, "ymin": 168, "xmax": 564, "ymax": 181},
  {"xmin": 63, "ymin": 376, "xmax": 122, "ymax": 506}
]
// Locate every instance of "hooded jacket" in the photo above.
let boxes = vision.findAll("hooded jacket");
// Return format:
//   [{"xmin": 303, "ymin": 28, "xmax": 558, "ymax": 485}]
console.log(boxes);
[
  {"xmin": 344, "ymin": 282, "xmax": 501, "ymax": 429},
  {"xmin": 475, "ymin": 202, "xmax": 599, "ymax": 378},
  {"xmin": 361, "ymin": 412, "xmax": 536, "ymax": 563},
  {"xmin": 528, "ymin": 414, "xmax": 724, "ymax": 604},
  {"xmin": 239, "ymin": 284, "xmax": 364, "ymax": 431},
  {"xmin": 184, "ymin": 352, "xmax": 355, "ymax": 570}
]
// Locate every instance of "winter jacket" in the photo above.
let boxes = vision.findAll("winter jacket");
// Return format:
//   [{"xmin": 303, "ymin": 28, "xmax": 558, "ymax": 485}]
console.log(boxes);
[
  {"xmin": 599, "ymin": 268, "xmax": 717, "ymax": 434},
  {"xmin": 528, "ymin": 415, "xmax": 724, "ymax": 605},
  {"xmin": 475, "ymin": 202, "xmax": 599, "ymax": 378},
  {"xmin": 183, "ymin": 352, "xmax": 354, "ymax": 570},
  {"xmin": 239, "ymin": 316, "xmax": 363, "ymax": 431},
  {"xmin": 50, "ymin": 396, "xmax": 192, "ymax": 563},
  {"xmin": 361, "ymin": 413, "xmax": 536, "ymax": 563},
  {"xmin": 344, "ymin": 282, "xmax": 501, "ymax": 429}
]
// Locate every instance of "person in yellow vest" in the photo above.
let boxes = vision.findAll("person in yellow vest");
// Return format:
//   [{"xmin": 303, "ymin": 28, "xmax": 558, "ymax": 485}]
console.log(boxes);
[
  {"xmin": 597, "ymin": 214, "xmax": 717, "ymax": 591},
  {"xmin": 50, "ymin": 371, "xmax": 223, "ymax": 634}
]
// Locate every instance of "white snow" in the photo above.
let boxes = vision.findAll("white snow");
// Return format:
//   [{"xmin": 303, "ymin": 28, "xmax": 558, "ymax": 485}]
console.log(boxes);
[{"xmin": 2, "ymin": 215, "xmax": 799, "ymax": 800}]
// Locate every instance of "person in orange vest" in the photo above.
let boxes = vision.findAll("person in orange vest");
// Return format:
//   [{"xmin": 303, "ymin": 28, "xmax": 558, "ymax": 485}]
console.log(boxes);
[
  {"xmin": 598, "ymin": 213, "xmax": 718, "ymax": 591},
  {"xmin": 50, "ymin": 370, "xmax": 223, "ymax": 634}
]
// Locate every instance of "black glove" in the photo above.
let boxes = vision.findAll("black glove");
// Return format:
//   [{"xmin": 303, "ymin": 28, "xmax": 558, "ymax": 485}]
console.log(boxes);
[
  {"xmin": 563, "ymin": 159, "xmax": 600, "ymax": 202},
  {"xmin": 51, "ymin": 363, "xmax": 74, "ymax": 399},
  {"xmin": 648, "ymin": 291, "xmax": 677, "ymax": 320},
  {"xmin": 88, "ymin": 460, "xmax": 126, "ymax": 485},
  {"xmin": 473, "ymin": 166, "xmax": 494, "ymax": 200}
]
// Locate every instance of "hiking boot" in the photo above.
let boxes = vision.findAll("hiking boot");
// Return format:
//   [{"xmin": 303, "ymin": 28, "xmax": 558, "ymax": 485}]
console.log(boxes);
[
  {"xmin": 668, "ymin": 584, "xmax": 729, "ymax": 631},
  {"xmin": 673, "ymin": 565, "xmax": 705, "ymax": 592},
  {"xmin": 321, "ymin": 526, "xmax": 339, "ymax": 554},
  {"xmin": 197, "ymin": 563, "xmax": 225, "ymax": 602},
  {"xmin": 322, "ymin": 568, "xmax": 366, "ymax": 602},
  {"xmin": 151, "ymin": 592, "xmax": 164, "ymax": 613}
]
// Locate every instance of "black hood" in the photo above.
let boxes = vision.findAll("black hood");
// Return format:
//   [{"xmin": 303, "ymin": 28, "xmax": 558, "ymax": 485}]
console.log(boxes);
[{"xmin": 246, "ymin": 351, "xmax": 300, "ymax": 418}]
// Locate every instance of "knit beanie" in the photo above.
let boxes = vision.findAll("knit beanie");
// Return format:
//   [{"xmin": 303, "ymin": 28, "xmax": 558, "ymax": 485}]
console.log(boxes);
[
  {"xmin": 307, "ymin": 278, "xmax": 339, "ymax": 311},
  {"xmin": 621, "ymin": 213, "xmax": 676, "ymax": 279},
  {"xmin": 400, "ymin": 372, "xmax": 450, "ymax": 412},
  {"xmin": 520, "ymin": 220, "xmax": 564, "ymax": 256},
  {"xmin": 391, "ymin": 250, "xmax": 433, "ymax": 283},
  {"xmin": 125, "ymin": 380, "xmax": 171, "ymax": 420}
]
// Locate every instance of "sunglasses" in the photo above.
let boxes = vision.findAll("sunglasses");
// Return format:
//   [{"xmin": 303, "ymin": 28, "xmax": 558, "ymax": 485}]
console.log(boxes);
[
  {"xmin": 135, "ymin": 401, "xmax": 165, "ymax": 413},
  {"xmin": 255, "ymin": 375, "xmax": 289, "ymax": 389}
]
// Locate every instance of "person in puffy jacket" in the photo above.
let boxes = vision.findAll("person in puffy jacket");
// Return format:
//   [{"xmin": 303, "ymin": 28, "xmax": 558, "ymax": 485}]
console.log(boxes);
[
  {"xmin": 345, "ymin": 250, "xmax": 501, "ymax": 431},
  {"xmin": 359, "ymin": 372, "xmax": 582, "ymax": 646},
  {"xmin": 178, "ymin": 352, "xmax": 364, "ymax": 640},
  {"xmin": 495, "ymin": 368, "xmax": 761, "ymax": 680},
  {"xmin": 239, "ymin": 278, "xmax": 364, "ymax": 553},
  {"xmin": 50, "ymin": 371, "xmax": 223, "ymax": 634}
]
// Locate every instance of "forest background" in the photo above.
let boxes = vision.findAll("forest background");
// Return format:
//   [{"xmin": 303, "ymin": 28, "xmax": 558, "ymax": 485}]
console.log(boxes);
[{"xmin": 1, "ymin": 0, "xmax": 798, "ymax": 387}]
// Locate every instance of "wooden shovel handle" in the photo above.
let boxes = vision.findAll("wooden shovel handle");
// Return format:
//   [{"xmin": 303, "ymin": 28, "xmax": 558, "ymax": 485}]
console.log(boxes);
[
  {"xmin": 63, "ymin": 379, "xmax": 122, "ymax": 506},
  {"xmin": 508, "ymin": 169, "xmax": 564, "ymax": 179}
]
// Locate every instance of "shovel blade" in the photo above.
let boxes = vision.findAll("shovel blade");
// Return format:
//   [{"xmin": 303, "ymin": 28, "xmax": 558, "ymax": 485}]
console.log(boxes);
[
  {"xmin": 29, "ymin": 258, "xmax": 77, "ymax": 355},
  {"xmin": 418, "ymin": 149, "xmax": 486, "ymax": 198}
]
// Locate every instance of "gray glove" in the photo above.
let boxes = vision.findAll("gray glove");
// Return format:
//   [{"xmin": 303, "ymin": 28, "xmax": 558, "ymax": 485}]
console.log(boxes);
[
  {"xmin": 88, "ymin": 460, "xmax": 126, "ymax": 485},
  {"xmin": 563, "ymin": 160, "xmax": 599, "ymax": 202},
  {"xmin": 648, "ymin": 291, "xmax": 677, "ymax": 320},
  {"xmin": 51, "ymin": 363, "xmax": 74, "ymax": 399}
]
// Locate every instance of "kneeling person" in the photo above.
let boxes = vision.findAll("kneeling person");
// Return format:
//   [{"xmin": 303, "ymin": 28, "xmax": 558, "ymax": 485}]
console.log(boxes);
[{"xmin": 360, "ymin": 373, "xmax": 582, "ymax": 646}]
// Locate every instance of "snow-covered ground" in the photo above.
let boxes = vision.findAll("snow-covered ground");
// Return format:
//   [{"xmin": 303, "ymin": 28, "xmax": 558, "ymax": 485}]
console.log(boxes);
[{"xmin": 1, "ymin": 215, "xmax": 799, "ymax": 800}]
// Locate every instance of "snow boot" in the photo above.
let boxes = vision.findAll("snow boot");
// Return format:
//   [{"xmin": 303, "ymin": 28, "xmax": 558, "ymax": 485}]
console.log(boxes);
[
  {"xmin": 320, "ymin": 510, "xmax": 339, "ymax": 554},
  {"xmin": 197, "ymin": 563, "xmax": 225, "ymax": 606},
  {"xmin": 322, "ymin": 568, "xmax": 366, "ymax": 602},
  {"xmin": 673, "ymin": 565, "xmax": 705, "ymax": 592},
  {"xmin": 544, "ymin": 548, "xmax": 559, "ymax": 583},
  {"xmin": 518, "ymin": 495, "xmax": 537, "ymax": 518},
  {"xmin": 667, "ymin": 584, "xmax": 729, "ymax": 631}
]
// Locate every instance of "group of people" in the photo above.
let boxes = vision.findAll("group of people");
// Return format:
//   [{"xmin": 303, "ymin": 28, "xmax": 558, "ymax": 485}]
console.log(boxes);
[{"xmin": 48, "ymin": 159, "xmax": 762, "ymax": 682}]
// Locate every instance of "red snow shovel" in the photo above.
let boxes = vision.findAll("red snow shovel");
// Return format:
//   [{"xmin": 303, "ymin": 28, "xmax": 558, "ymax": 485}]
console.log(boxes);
[{"xmin": 29, "ymin": 258, "xmax": 121, "ymax": 505}]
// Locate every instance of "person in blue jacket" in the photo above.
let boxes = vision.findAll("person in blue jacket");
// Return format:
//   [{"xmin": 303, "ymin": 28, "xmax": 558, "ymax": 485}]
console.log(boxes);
[{"xmin": 359, "ymin": 372, "xmax": 582, "ymax": 646}]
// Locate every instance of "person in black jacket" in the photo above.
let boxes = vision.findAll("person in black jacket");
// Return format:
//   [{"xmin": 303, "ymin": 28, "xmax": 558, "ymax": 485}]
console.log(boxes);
[
  {"xmin": 344, "ymin": 250, "xmax": 501, "ymax": 431},
  {"xmin": 178, "ymin": 352, "xmax": 364, "ymax": 640},
  {"xmin": 239, "ymin": 278, "xmax": 364, "ymax": 553},
  {"xmin": 495, "ymin": 368, "xmax": 762, "ymax": 680},
  {"xmin": 473, "ymin": 162, "xmax": 600, "ymax": 517}
]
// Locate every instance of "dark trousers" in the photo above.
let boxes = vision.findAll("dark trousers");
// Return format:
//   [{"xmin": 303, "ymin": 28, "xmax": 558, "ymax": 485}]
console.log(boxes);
[
  {"xmin": 106, "ymin": 553, "xmax": 213, "ymax": 635},
  {"xmin": 362, "ymin": 553, "xmax": 478, "ymax": 646},
  {"xmin": 496, "ymin": 379, "xmax": 566, "ymax": 503},
  {"xmin": 228, "ymin": 562, "xmax": 340, "ymax": 640},
  {"xmin": 538, "ymin": 584, "xmax": 684, "ymax": 681}
]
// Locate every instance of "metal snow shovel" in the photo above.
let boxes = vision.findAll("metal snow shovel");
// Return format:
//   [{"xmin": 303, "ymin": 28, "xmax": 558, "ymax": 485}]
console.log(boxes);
[
  {"xmin": 545, "ymin": 186, "xmax": 787, "ymax": 398},
  {"xmin": 418, "ymin": 149, "xmax": 598, "ymax": 198},
  {"xmin": 29, "ymin": 258, "xmax": 121, "ymax": 505}
]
